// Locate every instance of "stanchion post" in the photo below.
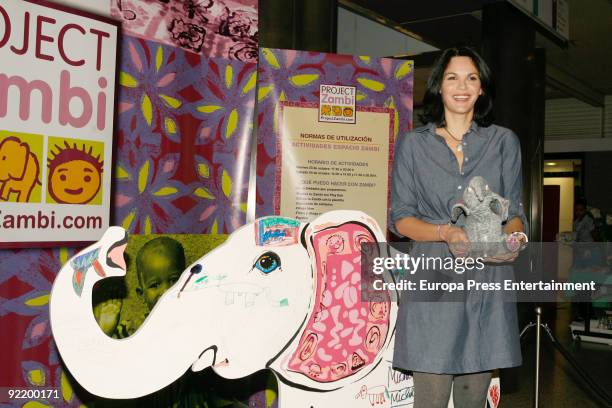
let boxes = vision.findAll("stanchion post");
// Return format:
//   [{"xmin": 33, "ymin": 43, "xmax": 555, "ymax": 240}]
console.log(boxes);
[{"xmin": 534, "ymin": 306, "xmax": 542, "ymax": 408}]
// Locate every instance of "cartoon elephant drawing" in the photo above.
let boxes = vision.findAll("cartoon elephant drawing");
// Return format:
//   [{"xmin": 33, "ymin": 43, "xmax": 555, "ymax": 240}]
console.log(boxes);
[
  {"xmin": 0, "ymin": 136, "xmax": 41, "ymax": 202},
  {"xmin": 50, "ymin": 210, "xmax": 500, "ymax": 407},
  {"xmin": 49, "ymin": 211, "xmax": 401, "ymax": 405}
]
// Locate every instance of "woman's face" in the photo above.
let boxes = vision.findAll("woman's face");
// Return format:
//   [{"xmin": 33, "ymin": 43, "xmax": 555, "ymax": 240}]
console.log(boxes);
[{"xmin": 440, "ymin": 56, "xmax": 483, "ymax": 117}]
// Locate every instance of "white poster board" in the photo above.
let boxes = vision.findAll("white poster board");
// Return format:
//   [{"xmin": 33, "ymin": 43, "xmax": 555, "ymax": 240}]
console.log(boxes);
[{"xmin": 0, "ymin": 0, "xmax": 119, "ymax": 247}]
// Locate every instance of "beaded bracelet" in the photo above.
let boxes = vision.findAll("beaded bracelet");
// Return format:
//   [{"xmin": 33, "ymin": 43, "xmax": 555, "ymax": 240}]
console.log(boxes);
[{"xmin": 437, "ymin": 223, "xmax": 450, "ymax": 241}]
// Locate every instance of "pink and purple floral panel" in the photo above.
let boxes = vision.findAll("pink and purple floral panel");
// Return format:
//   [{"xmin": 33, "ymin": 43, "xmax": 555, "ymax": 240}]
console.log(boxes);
[
  {"xmin": 0, "ymin": 34, "xmax": 256, "ymax": 407},
  {"xmin": 112, "ymin": 0, "xmax": 258, "ymax": 63}
]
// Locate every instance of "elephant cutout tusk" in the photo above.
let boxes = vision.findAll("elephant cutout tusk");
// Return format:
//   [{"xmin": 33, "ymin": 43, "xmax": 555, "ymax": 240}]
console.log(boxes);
[
  {"xmin": 213, "ymin": 358, "xmax": 230, "ymax": 369},
  {"xmin": 191, "ymin": 345, "xmax": 218, "ymax": 372}
]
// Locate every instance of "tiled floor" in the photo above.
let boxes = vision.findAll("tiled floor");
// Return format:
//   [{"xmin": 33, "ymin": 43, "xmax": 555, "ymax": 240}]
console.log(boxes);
[{"xmin": 501, "ymin": 303, "xmax": 612, "ymax": 407}]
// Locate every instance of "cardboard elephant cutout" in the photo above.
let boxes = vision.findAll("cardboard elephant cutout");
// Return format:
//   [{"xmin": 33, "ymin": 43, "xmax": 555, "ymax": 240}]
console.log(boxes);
[{"xmin": 50, "ymin": 210, "xmax": 500, "ymax": 407}]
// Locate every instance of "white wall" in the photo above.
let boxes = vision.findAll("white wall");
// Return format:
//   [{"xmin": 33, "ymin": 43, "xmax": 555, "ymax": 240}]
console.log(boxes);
[
  {"xmin": 337, "ymin": 7, "xmax": 437, "ymax": 58},
  {"xmin": 48, "ymin": 0, "xmax": 111, "ymax": 17}
]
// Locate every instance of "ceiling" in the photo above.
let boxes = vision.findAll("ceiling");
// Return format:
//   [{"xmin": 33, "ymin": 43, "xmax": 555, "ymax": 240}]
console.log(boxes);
[{"xmin": 340, "ymin": 0, "xmax": 612, "ymax": 105}]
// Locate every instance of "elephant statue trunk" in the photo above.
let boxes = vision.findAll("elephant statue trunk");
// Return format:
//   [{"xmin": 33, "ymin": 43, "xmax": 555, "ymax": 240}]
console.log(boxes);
[{"xmin": 49, "ymin": 228, "xmax": 227, "ymax": 398}]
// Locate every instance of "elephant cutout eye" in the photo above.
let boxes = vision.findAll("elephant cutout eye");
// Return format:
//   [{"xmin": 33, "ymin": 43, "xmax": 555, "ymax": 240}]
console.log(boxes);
[{"xmin": 253, "ymin": 251, "xmax": 281, "ymax": 274}]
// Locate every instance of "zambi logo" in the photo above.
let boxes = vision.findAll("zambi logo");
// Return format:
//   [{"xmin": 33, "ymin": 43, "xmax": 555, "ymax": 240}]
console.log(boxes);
[{"xmin": 319, "ymin": 84, "xmax": 356, "ymax": 124}]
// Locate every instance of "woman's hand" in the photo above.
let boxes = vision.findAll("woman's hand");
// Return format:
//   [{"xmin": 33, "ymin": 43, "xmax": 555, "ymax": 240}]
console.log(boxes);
[
  {"xmin": 484, "ymin": 231, "xmax": 528, "ymax": 263},
  {"xmin": 441, "ymin": 225, "xmax": 470, "ymax": 258},
  {"xmin": 483, "ymin": 250, "xmax": 520, "ymax": 263}
]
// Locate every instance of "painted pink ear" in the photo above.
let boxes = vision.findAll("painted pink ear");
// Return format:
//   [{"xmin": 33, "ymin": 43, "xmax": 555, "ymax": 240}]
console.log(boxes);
[
  {"xmin": 286, "ymin": 222, "xmax": 391, "ymax": 382},
  {"xmin": 108, "ymin": 243, "xmax": 127, "ymax": 271}
]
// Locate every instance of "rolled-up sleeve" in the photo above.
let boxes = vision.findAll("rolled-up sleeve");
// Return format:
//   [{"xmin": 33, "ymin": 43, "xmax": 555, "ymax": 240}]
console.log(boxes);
[
  {"xmin": 502, "ymin": 131, "xmax": 529, "ymax": 235},
  {"xmin": 389, "ymin": 133, "xmax": 419, "ymax": 237}
]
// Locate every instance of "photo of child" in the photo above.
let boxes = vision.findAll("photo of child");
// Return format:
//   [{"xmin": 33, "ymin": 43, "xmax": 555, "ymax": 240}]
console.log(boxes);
[{"xmin": 90, "ymin": 233, "xmax": 267, "ymax": 408}]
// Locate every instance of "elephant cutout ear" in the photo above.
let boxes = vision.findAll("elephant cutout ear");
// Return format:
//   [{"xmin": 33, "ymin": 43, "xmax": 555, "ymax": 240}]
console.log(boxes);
[
  {"xmin": 489, "ymin": 196, "xmax": 509, "ymax": 222},
  {"xmin": 69, "ymin": 227, "xmax": 127, "ymax": 297},
  {"xmin": 270, "ymin": 211, "xmax": 395, "ymax": 390},
  {"xmin": 451, "ymin": 203, "xmax": 469, "ymax": 223}
]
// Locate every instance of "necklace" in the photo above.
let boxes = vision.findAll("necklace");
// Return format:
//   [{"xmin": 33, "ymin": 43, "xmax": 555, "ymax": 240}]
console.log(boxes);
[{"xmin": 444, "ymin": 127, "xmax": 464, "ymax": 152}]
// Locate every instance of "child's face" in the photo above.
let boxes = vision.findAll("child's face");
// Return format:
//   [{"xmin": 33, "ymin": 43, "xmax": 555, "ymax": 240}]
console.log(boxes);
[
  {"xmin": 138, "ymin": 255, "xmax": 181, "ymax": 310},
  {"xmin": 49, "ymin": 159, "xmax": 102, "ymax": 204}
]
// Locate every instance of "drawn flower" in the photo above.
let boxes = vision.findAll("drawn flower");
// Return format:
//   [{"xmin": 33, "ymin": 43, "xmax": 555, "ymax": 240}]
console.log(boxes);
[
  {"xmin": 113, "ymin": 148, "xmax": 188, "ymax": 234},
  {"xmin": 187, "ymin": 155, "xmax": 247, "ymax": 234},
  {"xmin": 186, "ymin": 59, "xmax": 257, "ymax": 233},
  {"xmin": 176, "ymin": 0, "xmax": 215, "ymax": 23},
  {"xmin": 189, "ymin": 57, "xmax": 256, "ymax": 169},
  {"xmin": 169, "ymin": 18, "xmax": 207, "ymax": 52},
  {"xmin": 0, "ymin": 247, "xmax": 82, "ymax": 407},
  {"xmin": 118, "ymin": 37, "xmax": 192, "ymax": 148},
  {"xmin": 16, "ymin": 360, "xmax": 83, "ymax": 407},
  {"xmin": 228, "ymin": 42, "xmax": 258, "ymax": 62},
  {"xmin": 352, "ymin": 56, "xmax": 414, "ymax": 138},
  {"xmin": 256, "ymin": 48, "xmax": 326, "ymax": 158},
  {"xmin": 218, "ymin": 7, "xmax": 258, "ymax": 41}
]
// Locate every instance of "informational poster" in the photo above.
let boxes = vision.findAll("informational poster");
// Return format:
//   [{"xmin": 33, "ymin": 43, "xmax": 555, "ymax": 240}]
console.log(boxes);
[
  {"xmin": 0, "ymin": 0, "xmax": 119, "ymax": 247},
  {"xmin": 256, "ymin": 48, "xmax": 414, "ymax": 230},
  {"xmin": 277, "ymin": 102, "xmax": 393, "ymax": 231}
]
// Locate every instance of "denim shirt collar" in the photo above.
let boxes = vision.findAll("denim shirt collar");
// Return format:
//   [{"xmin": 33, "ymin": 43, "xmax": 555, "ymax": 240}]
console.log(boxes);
[{"xmin": 424, "ymin": 121, "xmax": 487, "ymax": 140}]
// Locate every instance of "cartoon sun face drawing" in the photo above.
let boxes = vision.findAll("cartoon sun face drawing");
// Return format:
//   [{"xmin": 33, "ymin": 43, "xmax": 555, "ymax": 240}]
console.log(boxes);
[
  {"xmin": 343, "ymin": 107, "xmax": 354, "ymax": 117},
  {"xmin": 47, "ymin": 141, "xmax": 104, "ymax": 204}
]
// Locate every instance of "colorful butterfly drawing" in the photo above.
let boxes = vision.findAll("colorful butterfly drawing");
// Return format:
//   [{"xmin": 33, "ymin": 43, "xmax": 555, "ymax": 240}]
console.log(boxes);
[{"xmin": 70, "ymin": 248, "xmax": 104, "ymax": 296}]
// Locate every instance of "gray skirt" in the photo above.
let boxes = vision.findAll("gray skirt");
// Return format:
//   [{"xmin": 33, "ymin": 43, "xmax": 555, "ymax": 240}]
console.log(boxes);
[{"xmin": 392, "ymin": 244, "xmax": 522, "ymax": 374}]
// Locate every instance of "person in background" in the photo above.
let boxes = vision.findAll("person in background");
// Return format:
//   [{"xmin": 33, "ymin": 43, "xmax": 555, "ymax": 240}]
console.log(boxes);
[{"xmin": 573, "ymin": 199, "xmax": 595, "ymax": 243}]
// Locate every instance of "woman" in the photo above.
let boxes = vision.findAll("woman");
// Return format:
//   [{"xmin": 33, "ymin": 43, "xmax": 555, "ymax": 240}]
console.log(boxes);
[{"xmin": 390, "ymin": 46, "xmax": 527, "ymax": 407}]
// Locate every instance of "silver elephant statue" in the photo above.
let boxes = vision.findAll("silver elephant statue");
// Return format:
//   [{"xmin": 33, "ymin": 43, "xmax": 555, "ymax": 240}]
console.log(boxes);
[{"xmin": 450, "ymin": 176, "xmax": 527, "ymax": 258}]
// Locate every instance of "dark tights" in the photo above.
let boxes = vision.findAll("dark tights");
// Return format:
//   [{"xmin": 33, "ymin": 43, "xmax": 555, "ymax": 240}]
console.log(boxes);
[{"xmin": 412, "ymin": 371, "xmax": 492, "ymax": 408}]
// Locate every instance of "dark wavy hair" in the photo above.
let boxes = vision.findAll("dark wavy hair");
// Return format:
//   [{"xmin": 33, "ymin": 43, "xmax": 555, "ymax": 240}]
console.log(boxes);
[{"xmin": 419, "ymin": 46, "xmax": 495, "ymax": 127}]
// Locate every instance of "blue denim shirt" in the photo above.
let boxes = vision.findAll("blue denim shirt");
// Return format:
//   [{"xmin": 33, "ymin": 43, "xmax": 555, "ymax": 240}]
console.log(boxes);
[
  {"xmin": 390, "ymin": 122, "xmax": 525, "ymax": 374},
  {"xmin": 390, "ymin": 122, "xmax": 528, "ymax": 235}
]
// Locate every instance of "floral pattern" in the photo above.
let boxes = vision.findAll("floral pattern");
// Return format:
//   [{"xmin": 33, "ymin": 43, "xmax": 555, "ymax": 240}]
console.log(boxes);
[
  {"xmin": 0, "ymin": 34, "xmax": 256, "ymax": 407},
  {"xmin": 255, "ymin": 48, "xmax": 414, "ymax": 216},
  {"xmin": 112, "ymin": 0, "xmax": 259, "ymax": 62},
  {"xmin": 115, "ymin": 35, "xmax": 256, "ymax": 235},
  {"xmin": 0, "ymin": 247, "xmax": 80, "ymax": 407}
]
